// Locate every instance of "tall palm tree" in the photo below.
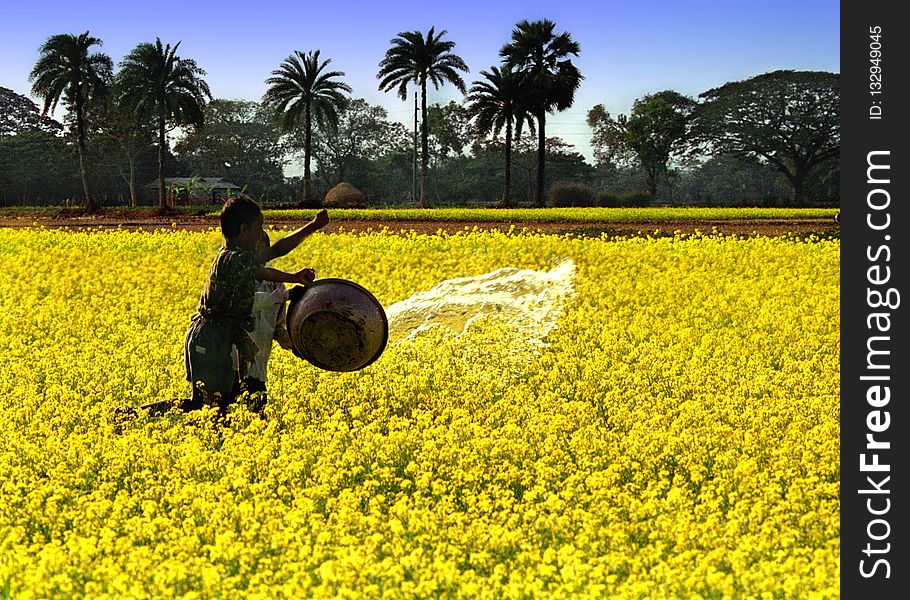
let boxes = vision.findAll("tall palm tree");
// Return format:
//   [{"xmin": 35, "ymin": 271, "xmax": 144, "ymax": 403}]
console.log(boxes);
[
  {"xmin": 466, "ymin": 66, "xmax": 535, "ymax": 207},
  {"xmin": 30, "ymin": 31, "xmax": 113, "ymax": 212},
  {"xmin": 117, "ymin": 39, "xmax": 211, "ymax": 211},
  {"xmin": 263, "ymin": 50, "xmax": 351, "ymax": 207},
  {"xmin": 378, "ymin": 27, "xmax": 468, "ymax": 208},
  {"xmin": 500, "ymin": 19, "xmax": 583, "ymax": 206}
]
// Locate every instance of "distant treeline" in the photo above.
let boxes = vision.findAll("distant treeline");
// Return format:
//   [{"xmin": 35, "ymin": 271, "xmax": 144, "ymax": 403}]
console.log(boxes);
[
  {"xmin": 0, "ymin": 90, "xmax": 838, "ymax": 209},
  {"xmin": 1, "ymin": 21, "xmax": 838, "ymax": 209}
]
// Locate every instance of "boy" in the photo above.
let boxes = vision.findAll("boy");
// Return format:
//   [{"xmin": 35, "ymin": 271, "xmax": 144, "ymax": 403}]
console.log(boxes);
[
  {"xmin": 182, "ymin": 197, "xmax": 328, "ymax": 414},
  {"xmin": 230, "ymin": 232, "xmax": 295, "ymax": 413}
]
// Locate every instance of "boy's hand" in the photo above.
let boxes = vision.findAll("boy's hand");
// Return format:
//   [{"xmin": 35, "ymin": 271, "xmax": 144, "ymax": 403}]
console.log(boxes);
[
  {"xmin": 311, "ymin": 209, "xmax": 329, "ymax": 230},
  {"xmin": 295, "ymin": 268, "xmax": 316, "ymax": 285}
]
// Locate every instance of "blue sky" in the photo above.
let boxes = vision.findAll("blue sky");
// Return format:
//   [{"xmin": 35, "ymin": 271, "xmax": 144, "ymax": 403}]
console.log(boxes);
[{"xmin": 1, "ymin": 0, "xmax": 839, "ymax": 161}]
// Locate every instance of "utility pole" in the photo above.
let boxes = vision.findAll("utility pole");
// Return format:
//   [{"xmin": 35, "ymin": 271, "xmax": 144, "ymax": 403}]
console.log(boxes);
[{"xmin": 413, "ymin": 90, "xmax": 418, "ymax": 206}]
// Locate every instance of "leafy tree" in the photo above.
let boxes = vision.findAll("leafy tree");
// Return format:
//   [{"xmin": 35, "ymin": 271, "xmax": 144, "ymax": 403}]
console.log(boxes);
[
  {"xmin": 307, "ymin": 98, "xmax": 410, "ymax": 198},
  {"xmin": 691, "ymin": 70, "xmax": 839, "ymax": 205},
  {"xmin": 377, "ymin": 26, "xmax": 469, "ymax": 207},
  {"xmin": 117, "ymin": 38, "xmax": 211, "ymax": 211},
  {"xmin": 588, "ymin": 91, "xmax": 695, "ymax": 203},
  {"xmin": 465, "ymin": 66, "xmax": 535, "ymax": 206},
  {"xmin": 493, "ymin": 135, "xmax": 591, "ymax": 203},
  {"xmin": 174, "ymin": 99, "xmax": 287, "ymax": 200},
  {"xmin": 424, "ymin": 101, "xmax": 475, "ymax": 206},
  {"xmin": 263, "ymin": 50, "xmax": 351, "ymax": 206},
  {"xmin": 29, "ymin": 31, "xmax": 113, "ymax": 211},
  {"xmin": 0, "ymin": 87, "xmax": 71, "ymax": 205},
  {"xmin": 676, "ymin": 155, "xmax": 789, "ymax": 206},
  {"xmin": 368, "ymin": 149, "xmax": 417, "ymax": 205},
  {"xmin": 0, "ymin": 129, "xmax": 79, "ymax": 205},
  {"xmin": 500, "ymin": 19, "xmax": 582, "ymax": 206},
  {"xmin": 87, "ymin": 81, "xmax": 156, "ymax": 206},
  {"xmin": 0, "ymin": 86, "xmax": 64, "ymax": 136},
  {"xmin": 426, "ymin": 101, "xmax": 472, "ymax": 158},
  {"xmin": 586, "ymin": 104, "xmax": 627, "ymax": 169}
]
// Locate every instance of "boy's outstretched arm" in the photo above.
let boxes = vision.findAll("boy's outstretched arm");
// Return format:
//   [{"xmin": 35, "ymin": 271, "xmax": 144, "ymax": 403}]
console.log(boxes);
[
  {"xmin": 255, "ymin": 266, "xmax": 316, "ymax": 285},
  {"xmin": 261, "ymin": 210, "xmax": 329, "ymax": 263}
]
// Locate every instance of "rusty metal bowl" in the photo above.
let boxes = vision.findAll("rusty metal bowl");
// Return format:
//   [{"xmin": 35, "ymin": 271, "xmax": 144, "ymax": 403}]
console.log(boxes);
[{"xmin": 286, "ymin": 279, "xmax": 388, "ymax": 372}]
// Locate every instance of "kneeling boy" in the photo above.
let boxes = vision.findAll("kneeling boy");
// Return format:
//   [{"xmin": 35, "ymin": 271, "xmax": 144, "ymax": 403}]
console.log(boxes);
[{"xmin": 183, "ymin": 197, "xmax": 328, "ymax": 414}]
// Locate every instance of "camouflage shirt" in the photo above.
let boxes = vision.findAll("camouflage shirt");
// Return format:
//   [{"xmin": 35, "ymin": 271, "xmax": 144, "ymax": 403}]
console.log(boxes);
[{"xmin": 196, "ymin": 242, "xmax": 261, "ymax": 324}]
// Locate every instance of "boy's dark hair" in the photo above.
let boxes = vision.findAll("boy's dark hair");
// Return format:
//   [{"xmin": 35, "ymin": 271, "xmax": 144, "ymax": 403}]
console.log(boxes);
[{"xmin": 220, "ymin": 196, "xmax": 262, "ymax": 239}]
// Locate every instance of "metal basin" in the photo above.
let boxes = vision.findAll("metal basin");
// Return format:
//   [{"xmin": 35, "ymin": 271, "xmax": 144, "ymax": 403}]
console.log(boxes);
[{"xmin": 286, "ymin": 279, "xmax": 388, "ymax": 372}]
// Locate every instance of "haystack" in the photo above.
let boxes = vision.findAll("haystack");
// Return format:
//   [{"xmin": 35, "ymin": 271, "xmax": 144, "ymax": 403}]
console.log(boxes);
[{"xmin": 324, "ymin": 182, "xmax": 366, "ymax": 208}]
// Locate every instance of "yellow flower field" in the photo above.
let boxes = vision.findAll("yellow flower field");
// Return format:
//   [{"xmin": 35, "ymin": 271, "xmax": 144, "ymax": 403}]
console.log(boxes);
[{"xmin": 0, "ymin": 227, "xmax": 839, "ymax": 598}]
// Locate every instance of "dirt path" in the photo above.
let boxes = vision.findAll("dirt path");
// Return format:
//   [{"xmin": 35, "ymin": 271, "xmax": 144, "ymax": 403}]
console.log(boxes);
[{"xmin": 0, "ymin": 210, "xmax": 839, "ymax": 237}]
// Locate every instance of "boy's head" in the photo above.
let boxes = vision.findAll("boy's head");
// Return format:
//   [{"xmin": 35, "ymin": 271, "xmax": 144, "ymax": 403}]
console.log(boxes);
[{"xmin": 221, "ymin": 196, "xmax": 263, "ymax": 250}]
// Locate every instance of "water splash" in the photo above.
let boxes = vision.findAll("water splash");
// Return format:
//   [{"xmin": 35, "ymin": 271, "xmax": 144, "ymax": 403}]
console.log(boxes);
[{"xmin": 385, "ymin": 259, "xmax": 576, "ymax": 349}]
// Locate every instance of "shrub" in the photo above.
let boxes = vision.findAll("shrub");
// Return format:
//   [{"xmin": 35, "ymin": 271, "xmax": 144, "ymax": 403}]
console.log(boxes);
[
  {"xmin": 594, "ymin": 191, "xmax": 622, "ymax": 207},
  {"xmin": 547, "ymin": 182, "xmax": 594, "ymax": 208},
  {"xmin": 622, "ymin": 191, "xmax": 652, "ymax": 207}
]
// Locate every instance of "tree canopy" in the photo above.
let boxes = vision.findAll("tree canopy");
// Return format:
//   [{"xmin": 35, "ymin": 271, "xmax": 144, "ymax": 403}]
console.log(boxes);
[
  {"xmin": 263, "ymin": 49, "xmax": 351, "ymax": 206},
  {"xmin": 174, "ymin": 99, "xmax": 287, "ymax": 200},
  {"xmin": 117, "ymin": 38, "xmax": 211, "ymax": 210},
  {"xmin": 29, "ymin": 31, "xmax": 113, "ymax": 210},
  {"xmin": 307, "ymin": 98, "xmax": 411, "ymax": 200},
  {"xmin": 500, "ymin": 18, "xmax": 582, "ymax": 206},
  {"xmin": 690, "ymin": 70, "xmax": 839, "ymax": 205},
  {"xmin": 588, "ymin": 91, "xmax": 695, "ymax": 202},
  {"xmin": 377, "ymin": 27, "xmax": 468, "ymax": 207},
  {"xmin": 0, "ymin": 87, "xmax": 64, "ymax": 136},
  {"xmin": 465, "ymin": 67, "xmax": 535, "ymax": 206}
]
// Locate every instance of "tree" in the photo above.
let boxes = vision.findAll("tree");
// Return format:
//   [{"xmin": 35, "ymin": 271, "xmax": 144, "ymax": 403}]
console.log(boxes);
[
  {"xmin": 465, "ymin": 66, "xmax": 535, "ymax": 207},
  {"xmin": 29, "ymin": 31, "xmax": 113, "ymax": 211},
  {"xmin": 117, "ymin": 38, "xmax": 211, "ymax": 211},
  {"xmin": 0, "ymin": 130, "xmax": 79, "ymax": 206},
  {"xmin": 676, "ymin": 155, "xmax": 789, "ymax": 207},
  {"xmin": 0, "ymin": 86, "xmax": 64, "ymax": 136},
  {"xmin": 263, "ymin": 50, "xmax": 351, "ymax": 207},
  {"xmin": 423, "ymin": 101, "xmax": 474, "ymax": 205},
  {"xmin": 426, "ymin": 101, "xmax": 472, "ymax": 158},
  {"xmin": 500, "ymin": 19, "xmax": 582, "ymax": 206},
  {"xmin": 306, "ymin": 98, "xmax": 409, "ymax": 195},
  {"xmin": 497, "ymin": 135, "xmax": 591, "ymax": 202},
  {"xmin": 377, "ymin": 26, "xmax": 469, "ymax": 208},
  {"xmin": 691, "ymin": 70, "xmax": 839, "ymax": 205},
  {"xmin": 88, "ymin": 81, "xmax": 156, "ymax": 206},
  {"xmin": 585, "ymin": 104, "xmax": 628, "ymax": 168},
  {"xmin": 588, "ymin": 90, "xmax": 695, "ymax": 203},
  {"xmin": 0, "ymin": 87, "xmax": 72, "ymax": 205},
  {"xmin": 174, "ymin": 99, "xmax": 287, "ymax": 200}
]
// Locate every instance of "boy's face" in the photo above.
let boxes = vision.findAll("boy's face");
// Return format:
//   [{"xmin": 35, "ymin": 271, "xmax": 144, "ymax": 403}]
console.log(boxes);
[{"xmin": 236, "ymin": 214, "xmax": 264, "ymax": 251}]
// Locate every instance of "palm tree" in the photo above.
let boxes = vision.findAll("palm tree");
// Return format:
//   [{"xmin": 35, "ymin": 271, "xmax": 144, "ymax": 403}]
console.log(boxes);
[
  {"xmin": 30, "ymin": 31, "xmax": 113, "ymax": 212},
  {"xmin": 466, "ymin": 66, "xmax": 535, "ymax": 208},
  {"xmin": 500, "ymin": 19, "xmax": 583, "ymax": 207},
  {"xmin": 117, "ymin": 39, "xmax": 211, "ymax": 212},
  {"xmin": 263, "ymin": 50, "xmax": 351, "ymax": 207},
  {"xmin": 378, "ymin": 27, "xmax": 468, "ymax": 208}
]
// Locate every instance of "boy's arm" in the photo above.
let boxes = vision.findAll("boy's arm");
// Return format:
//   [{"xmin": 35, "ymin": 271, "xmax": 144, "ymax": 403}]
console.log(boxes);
[
  {"xmin": 255, "ymin": 266, "xmax": 316, "ymax": 285},
  {"xmin": 260, "ymin": 209, "xmax": 329, "ymax": 263}
]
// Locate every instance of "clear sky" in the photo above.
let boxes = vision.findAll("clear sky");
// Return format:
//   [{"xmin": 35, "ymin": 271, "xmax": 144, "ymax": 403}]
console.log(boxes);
[{"xmin": 1, "ymin": 0, "xmax": 839, "ymax": 161}]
